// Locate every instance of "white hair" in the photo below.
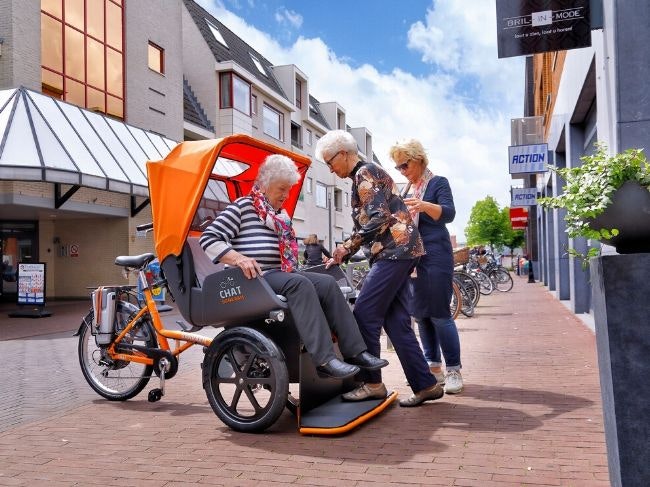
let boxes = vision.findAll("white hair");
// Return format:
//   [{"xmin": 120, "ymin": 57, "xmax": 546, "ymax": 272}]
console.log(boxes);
[
  {"xmin": 315, "ymin": 130, "xmax": 357, "ymax": 161},
  {"xmin": 255, "ymin": 154, "xmax": 300, "ymax": 189}
]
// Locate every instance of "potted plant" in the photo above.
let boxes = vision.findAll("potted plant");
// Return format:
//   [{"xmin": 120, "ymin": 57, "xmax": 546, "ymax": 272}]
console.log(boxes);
[{"xmin": 539, "ymin": 142, "xmax": 650, "ymax": 260}]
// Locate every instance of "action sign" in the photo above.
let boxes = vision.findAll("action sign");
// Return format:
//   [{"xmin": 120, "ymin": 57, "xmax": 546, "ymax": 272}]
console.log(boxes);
[
  {"xmin": 17, "ymin": 262, "xmax": 46, "ymax": 305},
  {"xmin": 511, "ymin": 187, "xmax": 538, "ymax": 207},
  {"xmin": 509, "ymin": 143, "xmax": 548, "ymax": 174},
  {"xmin": 496, "ymin": 0, "xmax": 591, "ymax": 58}
]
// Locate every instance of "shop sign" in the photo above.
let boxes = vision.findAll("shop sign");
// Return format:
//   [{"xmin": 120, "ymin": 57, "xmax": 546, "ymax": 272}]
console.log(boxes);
[
  {"xmin": 509, "ymin": 143, "xmax": 548, "ymax": 174},
  {"xmin": 511, "ymin": 187, "xmax": 538, "ymax": 206},
  {"xmin": 17, "ymin": 262, "xmax": 46, "ymax": 305},
  {"xmin": 510, "ymin": 207, "xmax": 529, "ymax": 229},
  {"xmin": 496, "ymin": 0, "xmax": 591, "ymax": 58}
]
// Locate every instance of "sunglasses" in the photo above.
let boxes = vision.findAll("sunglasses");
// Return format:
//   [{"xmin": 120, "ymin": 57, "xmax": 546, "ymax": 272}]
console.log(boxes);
[{"xmin": 395, "ymin": 159, "xmax": 412, "ymax": 172}]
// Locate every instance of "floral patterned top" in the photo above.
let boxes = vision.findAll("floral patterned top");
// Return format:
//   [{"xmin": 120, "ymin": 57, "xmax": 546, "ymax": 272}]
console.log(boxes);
[{"xmin": 343, "ymin": 162, "xmax": 424, "ymax": 264}]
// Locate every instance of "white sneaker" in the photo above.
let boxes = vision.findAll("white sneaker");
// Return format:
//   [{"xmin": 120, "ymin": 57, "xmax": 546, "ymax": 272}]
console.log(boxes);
[
  {"xmin": 444, "ymin": 370, "xmax": 463, "ymax": 394},
  {"xmin": 430, "ymin": 369, "xmax": 445, "ymax": 385}
]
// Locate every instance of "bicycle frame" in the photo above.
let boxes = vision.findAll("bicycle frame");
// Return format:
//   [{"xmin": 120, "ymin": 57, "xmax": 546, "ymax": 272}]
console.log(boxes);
[{"xmin": 106, "ymin": 268, "xmax": 212, "ymax": 367}]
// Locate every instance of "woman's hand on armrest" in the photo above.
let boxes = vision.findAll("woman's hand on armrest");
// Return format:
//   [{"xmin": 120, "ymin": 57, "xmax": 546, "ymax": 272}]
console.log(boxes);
[{"xmin": 222, "ymin": 250, "xmax": 262, "ymax": 279}]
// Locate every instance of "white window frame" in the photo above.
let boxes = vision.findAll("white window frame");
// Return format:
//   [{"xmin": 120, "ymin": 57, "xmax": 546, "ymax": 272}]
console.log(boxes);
[
  {"xmin": 250, "ymin": 54, "xmax": 267, "ymax": 76},
  {"xmin": 315, "ymin": 182, "xmax": 327, "ymax": 208},
  {"xmin": 263, "ymin": 103, "xmax": 283, "ymax": 141},
  {"xmin": 206, "ymin": 19, "xmax": 228, "ymax": 48},
  {"xmin": 305, "ymin": 128, "xmax": 312, "ymax": 146},
  {"xmin": 305, "ymin": 176, "xmax": 312, "ymax": 194}
]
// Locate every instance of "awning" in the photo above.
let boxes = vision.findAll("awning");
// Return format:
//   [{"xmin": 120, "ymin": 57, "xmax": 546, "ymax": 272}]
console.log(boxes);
[{"xmin": 0, "ymin": 87, "xmax": 177, "ymax": 197}]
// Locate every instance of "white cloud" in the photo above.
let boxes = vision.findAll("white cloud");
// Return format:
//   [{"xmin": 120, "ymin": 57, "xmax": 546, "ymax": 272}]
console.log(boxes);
[
  {"xmin": 193, "ymin": 0, "xmax": 524, "ymax": 241},
  {"xmin": 275, "ymin": 7, "xmax": 303, "ymax": 29}
]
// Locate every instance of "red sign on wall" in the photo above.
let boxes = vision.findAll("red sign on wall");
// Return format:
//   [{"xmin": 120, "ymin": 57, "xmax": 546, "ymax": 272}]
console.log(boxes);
[{"xmin": 510, "ymin": 207, "xmax": 528, "ymax": 229}]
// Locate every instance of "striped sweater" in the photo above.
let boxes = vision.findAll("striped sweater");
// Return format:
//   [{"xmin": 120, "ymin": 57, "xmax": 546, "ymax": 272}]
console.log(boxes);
[{"xmin": 199, "ymin": 196, "xmax": 282, "ymax": 271}]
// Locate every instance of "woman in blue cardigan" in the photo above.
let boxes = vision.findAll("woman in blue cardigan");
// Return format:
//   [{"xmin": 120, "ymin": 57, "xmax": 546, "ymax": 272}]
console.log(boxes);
[{"xmin": 389, "ymin": 139, "xmax": 463, "ymax": 394}]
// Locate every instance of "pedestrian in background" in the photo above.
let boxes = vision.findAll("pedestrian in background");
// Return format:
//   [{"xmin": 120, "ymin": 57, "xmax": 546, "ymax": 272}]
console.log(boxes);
[
  {"xmin": 390, "ymin": 138, "xmax": 464, "ymax": 394},
  {"xmin": 316, "ymin": 130, "xmax": 444, "ymax": 407},
  {"xmin": 302, "ymin": 233, "xmax": 331, "ymax": 267}
]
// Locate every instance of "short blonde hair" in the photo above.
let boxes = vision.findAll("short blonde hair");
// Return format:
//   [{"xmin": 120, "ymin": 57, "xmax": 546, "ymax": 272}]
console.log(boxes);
[
  {"xmin": 303, "ymin": 234, "xmax": 319, "ymax": 245},
  {"xmin": 389, "ymin": 139, "xmax": 429, "ymax": 168},
  {"xmin": 255, "ymin": 154, "xmax": 300, "ymax": 190}
]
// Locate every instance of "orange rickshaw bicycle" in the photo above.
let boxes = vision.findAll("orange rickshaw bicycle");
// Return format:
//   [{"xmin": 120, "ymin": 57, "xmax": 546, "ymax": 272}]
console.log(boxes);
[{"xmin": 75, "ymin": 134, "xmax": 397, "ymax": 434}]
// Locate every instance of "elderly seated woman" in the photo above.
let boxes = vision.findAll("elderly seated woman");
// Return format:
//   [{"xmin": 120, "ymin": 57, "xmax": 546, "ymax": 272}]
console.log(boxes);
[{"xmin": 199, "ymin": 154, "xmax": 388, "ymax": 380}]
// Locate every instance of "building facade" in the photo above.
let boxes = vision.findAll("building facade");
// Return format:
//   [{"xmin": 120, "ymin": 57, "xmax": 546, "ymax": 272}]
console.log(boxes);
[
  {"xmin": 0, "ymin": 0, "xmax": 376, "ymax": 300},
  {"xmin": 523, "ymin": 1, "xmax": 650, "ymax": 318}
]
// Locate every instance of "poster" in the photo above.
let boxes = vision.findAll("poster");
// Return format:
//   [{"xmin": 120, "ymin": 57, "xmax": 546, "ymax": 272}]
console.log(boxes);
[{"xmin": 17, "ymin": 262, "xmax": 46, "ymax": 305}]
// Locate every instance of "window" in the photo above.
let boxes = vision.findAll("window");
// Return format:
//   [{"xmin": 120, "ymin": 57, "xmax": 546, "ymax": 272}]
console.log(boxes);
[
  {"xmin": 251, "ymin": 94, "xmax": 257, "ymax": 115},
  {"xmin": 263, "ymin": 104, "xmax": 283, "ymax": 140},
  {"xmin": 206, "ymin": 19, "xmax": 228, "ymax": 47},
  {"xmin": 305, "ymin": 177, "xmax": 312, "ymax": 194},
  {"xmin": 41, "ymin": 0, "xmax": 124, "ymax": 118},
  {"xmin": 306, "ymin": 128, "xmax": 312, "ymax": 146},
  {"xmin": 291, "ymin": 122, "xmax": 302, "ymax": 148},
  {"xmin": 334, "ymin": 188, "xmax": 342, "ymax": 212},
  {"xmin": 315, "ymin": 182, "xmax": 327, "ymax": 208},
  {"xmin": 219, "ymin": 72, "xmax": 251, "ymax": 115},
  {"xmin": 148, "ymin": 41, "xmax": 164, "ymax": 74},
  {"xmin": 295, "ymin": 79, "xmax": 302, "ymax": 108},
  {"xmin": 344, "ymin": 191, "xmax": 349, "ymax": 207},
  {"xmin": 250, "ymin": 54, "xmax": 267, "ymax": 76}
]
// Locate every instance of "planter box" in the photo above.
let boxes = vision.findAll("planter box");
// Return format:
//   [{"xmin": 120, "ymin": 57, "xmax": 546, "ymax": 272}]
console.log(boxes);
[{"xmin": 591, "ymin": 253, "xmax": 650, "ymax": 487}]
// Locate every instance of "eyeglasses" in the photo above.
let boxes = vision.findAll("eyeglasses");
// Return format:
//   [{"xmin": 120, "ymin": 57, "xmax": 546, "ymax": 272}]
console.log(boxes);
[
  {"xmin": 395, "ymin": 159, "xmax": 412, "ymax": 172},
  {"xmin": 324, "ymin": 151, "xmax": 343, "ymax": 167}
]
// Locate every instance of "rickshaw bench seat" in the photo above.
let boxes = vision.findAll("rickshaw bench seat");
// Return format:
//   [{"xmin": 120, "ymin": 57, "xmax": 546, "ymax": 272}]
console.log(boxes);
[{"xmin": 161, "ymin": 238, "xmax": 288, "ymax": 328}]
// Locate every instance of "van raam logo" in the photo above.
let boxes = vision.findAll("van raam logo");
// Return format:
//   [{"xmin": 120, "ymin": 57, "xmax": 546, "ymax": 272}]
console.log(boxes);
[
  {"xmin": 219, "ymin": 276, "xmax": 245, "ymax": 304},
  {"xmin": 496, "ymin": 0, "xmax": 590, "ymax": 58}
]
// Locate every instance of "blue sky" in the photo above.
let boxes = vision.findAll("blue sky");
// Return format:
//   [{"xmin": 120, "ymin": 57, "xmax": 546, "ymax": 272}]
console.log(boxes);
[
  {"xmin": 220, "ymin": 0, "xmax": 435, "ymax": 75},
  {"xmin": 195, "ymin": 0, "xmax": 525, "ymax": 240}
]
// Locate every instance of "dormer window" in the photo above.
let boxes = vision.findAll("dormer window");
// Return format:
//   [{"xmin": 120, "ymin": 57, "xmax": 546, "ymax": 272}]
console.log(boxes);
[
  {"xmin": 206, "ymin": 19, "xmax": 228, "ymax": 48},
  {"xmin": 250, "ymin": 54, "xmax": 267, "ymax": 76}
]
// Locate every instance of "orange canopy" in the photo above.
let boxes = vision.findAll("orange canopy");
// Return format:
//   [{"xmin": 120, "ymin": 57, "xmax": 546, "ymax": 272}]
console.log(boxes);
[{"xmin": 146, "ymin": 134, "xmax": 312, "ymax": 262}]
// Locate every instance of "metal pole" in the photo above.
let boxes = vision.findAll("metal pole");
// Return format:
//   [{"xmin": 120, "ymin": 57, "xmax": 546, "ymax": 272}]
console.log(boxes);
[{"xmin": 328, "ymin": 188, "xmax": 333, "ymax": 252}]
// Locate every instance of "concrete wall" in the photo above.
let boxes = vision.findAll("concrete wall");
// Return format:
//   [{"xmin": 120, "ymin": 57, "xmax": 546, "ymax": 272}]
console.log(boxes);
[
  {"xmin": 125, "ymin": 0, "xmax": 183, "ymax": 140},
  {"xmin": 0, "ymin": 0, "xmax": 41, "ymax": 91},
  {"xmin": 181, "ymin": 4, "xmax": 218, "ymax": 132}
]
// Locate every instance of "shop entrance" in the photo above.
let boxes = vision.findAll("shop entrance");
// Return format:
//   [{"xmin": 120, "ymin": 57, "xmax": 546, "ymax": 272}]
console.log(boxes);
[{"xmin": 1, "ymin": 221, "xmax": 38, "ymax": 302}]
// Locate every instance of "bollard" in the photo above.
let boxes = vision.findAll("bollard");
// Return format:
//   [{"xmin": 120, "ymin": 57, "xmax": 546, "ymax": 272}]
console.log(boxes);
[{"xmin": 527, "ymin": 255, "xmax": 535, "ymax": 283}]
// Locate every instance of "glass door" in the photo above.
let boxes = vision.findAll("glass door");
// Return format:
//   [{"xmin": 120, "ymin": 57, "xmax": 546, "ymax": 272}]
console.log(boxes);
[{"xmin": 1, "ymin": 221, "xmax": 38, "ymax": 301}]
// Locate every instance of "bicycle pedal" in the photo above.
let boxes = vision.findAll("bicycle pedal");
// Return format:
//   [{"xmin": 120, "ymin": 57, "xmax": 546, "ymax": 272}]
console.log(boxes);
[{"xmin": 148, "ymin": 388, "xmax": 163, "ymax": 402}]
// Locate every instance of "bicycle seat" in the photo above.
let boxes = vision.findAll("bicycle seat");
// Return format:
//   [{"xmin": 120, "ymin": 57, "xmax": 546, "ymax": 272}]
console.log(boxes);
[{"xmin": 115, "ymin": 253, "xmax": 156, "ymax": 268}]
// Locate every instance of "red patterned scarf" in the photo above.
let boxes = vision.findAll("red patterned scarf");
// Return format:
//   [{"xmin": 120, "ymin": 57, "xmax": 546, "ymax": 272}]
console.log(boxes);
[
  {"xmin": 250, "ymin": 185, "xmax": 298, "ymax": 272},
  {"xmin": 409, "ymin": 168, "xmax": 434, "ymax": 226}
]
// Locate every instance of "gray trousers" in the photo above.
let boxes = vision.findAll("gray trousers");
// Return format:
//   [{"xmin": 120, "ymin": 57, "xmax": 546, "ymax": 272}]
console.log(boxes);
[{"xmin": 263, "ymin": 270, "xmax": 366, "ymax": 366}]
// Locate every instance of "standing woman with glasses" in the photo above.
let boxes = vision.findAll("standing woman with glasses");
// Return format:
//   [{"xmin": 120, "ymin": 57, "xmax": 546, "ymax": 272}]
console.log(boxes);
[
  {"xmin": 389, "ymin": 139, "xmax": 464, "ymax": 394},
  {"xmin": 317, "ymin": 130, "xmax": 445, "ymax": 407}
]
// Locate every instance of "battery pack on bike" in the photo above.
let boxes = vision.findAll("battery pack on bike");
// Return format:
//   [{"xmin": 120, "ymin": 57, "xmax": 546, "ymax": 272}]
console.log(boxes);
[{"xmin": 92, "ymin": 287, "xmax": 117, "ymax": 345}]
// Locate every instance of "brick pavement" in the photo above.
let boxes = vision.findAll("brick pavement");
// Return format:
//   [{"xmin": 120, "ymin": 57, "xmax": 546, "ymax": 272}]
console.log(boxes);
[{"xmin": 0, "ymin": 277, "xmax": 609, "ymax": 486}]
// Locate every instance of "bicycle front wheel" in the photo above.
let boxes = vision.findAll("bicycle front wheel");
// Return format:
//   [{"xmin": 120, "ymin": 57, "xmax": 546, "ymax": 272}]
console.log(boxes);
[
  {"xmin": 450, "ymin": 280, "xmax": 461, "ymax": 320},
  {"xmin": 78, "ymin": 300, "xmax": 157, "ymax": 401}
]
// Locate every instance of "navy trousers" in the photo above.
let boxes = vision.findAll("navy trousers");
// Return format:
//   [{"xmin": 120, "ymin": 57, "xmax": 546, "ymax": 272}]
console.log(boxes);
[{"xmin": 353, "ymin": 258, "xmax": 437, "ymax": 393}]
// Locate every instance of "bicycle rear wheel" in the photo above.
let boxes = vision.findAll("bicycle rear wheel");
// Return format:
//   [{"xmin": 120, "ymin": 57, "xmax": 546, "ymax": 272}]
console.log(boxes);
[
  {"xmin": 490, "ymin": 268, "xmax": 514, "ymax": 292},
  {"xmin": 454, "ymin": 270, "xmax": 480, "ymax": 307},
  {"xmin": 78, "ymin": 300, "xmax": 156, "ymax": 401}
]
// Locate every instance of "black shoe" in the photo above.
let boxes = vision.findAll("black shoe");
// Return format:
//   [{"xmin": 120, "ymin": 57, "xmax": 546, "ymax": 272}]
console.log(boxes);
[
  {"xmin": 346, "ymin": 351, "xmax": 389, "ymax": 371},
  {"xmin": 316, "ymin": 358, "xmax": 360, "ymax": 379}
]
